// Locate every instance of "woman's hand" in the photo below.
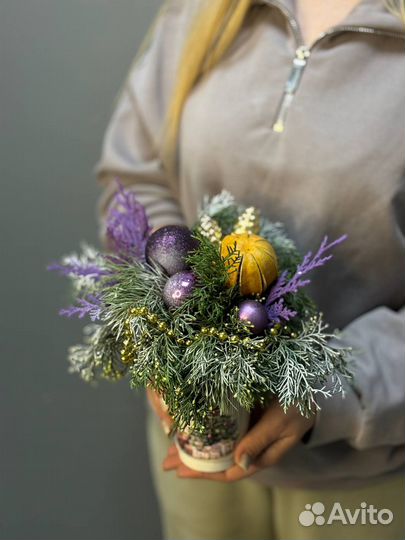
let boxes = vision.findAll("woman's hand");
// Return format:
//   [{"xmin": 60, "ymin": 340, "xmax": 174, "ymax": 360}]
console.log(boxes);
[{"xmin": 163, "ymin": 400, "xmax": 316, "ymax": 482}]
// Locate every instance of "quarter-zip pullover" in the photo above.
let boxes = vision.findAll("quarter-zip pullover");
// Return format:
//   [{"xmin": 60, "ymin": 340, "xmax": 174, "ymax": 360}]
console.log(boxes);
[{"xmin": 96, "ymin": 0, "xmax": 405, "ymax": 488}]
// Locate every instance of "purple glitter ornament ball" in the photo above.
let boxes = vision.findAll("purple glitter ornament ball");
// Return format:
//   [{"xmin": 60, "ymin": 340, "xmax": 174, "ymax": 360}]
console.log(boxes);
[
  {"xmin": 145, "ymin": 225, "xmax": 199, "ymax": 276},
  {"xmin": 238, "ymin": 299, "xmax": 269, "ymax": 334},
  {"xmin": 163, "ymin": 271, "xmax": 196, "ymax": 308}
]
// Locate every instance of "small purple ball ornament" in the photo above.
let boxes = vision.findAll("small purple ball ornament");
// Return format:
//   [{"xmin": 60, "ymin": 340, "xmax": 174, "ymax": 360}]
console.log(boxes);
[
  {"xmin": 238, "ymin": 299, "xmax": 269, "ymax": 334},
  {"xmin": 145, "ymin": 225, "xmax": 199, "ymax": 276},
  {"xmin": 163, "ymin": 271, "xmax": 196, "ymax": 308}
]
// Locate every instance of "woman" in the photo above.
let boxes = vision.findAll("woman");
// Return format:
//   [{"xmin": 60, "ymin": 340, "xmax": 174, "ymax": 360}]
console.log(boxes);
[{"xmin": 96, "ymin": 1, "xmax": 405, "ymax": 538}]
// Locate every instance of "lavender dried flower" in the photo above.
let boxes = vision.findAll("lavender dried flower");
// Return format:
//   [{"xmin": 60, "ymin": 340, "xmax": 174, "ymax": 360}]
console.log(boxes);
[
  {"xmin": 47, "ymin": 243, "xmax": 107, "ymax": 279},
  {"xmin": 47, "ymin": 243, "xmax": 109, "ymax": 296},
  {"xmin": 59, "ymin": 294, "xmax": 102, "ymax": 321},
  {"xmin": 266, "ymin": 234, "xmax": 347, "ymax": 309},
  {"xmin": 105, "ymin": 180, "xmax": 151, "ymax": 259},
  {"xmin": 267, "ymin": 298, "xmax": 297, "ymax": 325}
]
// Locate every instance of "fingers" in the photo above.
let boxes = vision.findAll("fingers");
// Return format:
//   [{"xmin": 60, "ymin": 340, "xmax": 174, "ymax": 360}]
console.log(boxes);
[
  {"xmin": 162, "ymin": 445, "xmax": 259, "ymax": 482},
  {"xmin": 161, "ymin": 403, "xmax": 311, "ymax": 483},
  {"xmin": 167, "ymin": 444, "xmax": 178, "ymax": 456},
  {"xmin": 254, "ymin": 435, "xmax": 297, "ymax": 468},
  {"xmin": 234, "ymin": 406, "xmax": 279, "ymax": 469},
  {"xmin": 234, "ymin": 402, "xmax": 315, "ymax": 471},
  {"xmin": 176, "ymin": 463, "xmax": 259, "ymax": 482},
  {"xmin": 163, "ymin": 447, "xmax": 182, "ymax": 471}
]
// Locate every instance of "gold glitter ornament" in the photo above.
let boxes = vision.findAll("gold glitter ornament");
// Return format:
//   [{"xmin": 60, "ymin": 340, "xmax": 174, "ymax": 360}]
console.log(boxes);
[
  {"xmin": 233, "ymin": 207, "xmax": 261, "ymax": 235},
  {"xmin": 221, "ymin": 233, "xmax": 278, "ymax": 295}
]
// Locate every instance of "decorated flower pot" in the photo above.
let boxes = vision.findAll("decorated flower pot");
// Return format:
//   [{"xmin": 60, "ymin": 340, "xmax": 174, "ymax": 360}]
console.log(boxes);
[{"xmin": 175, "ymin": 406, "xmax": 250, "ymax": 473}]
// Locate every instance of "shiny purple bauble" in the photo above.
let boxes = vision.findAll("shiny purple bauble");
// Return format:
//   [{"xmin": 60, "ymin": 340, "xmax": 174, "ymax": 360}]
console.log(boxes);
[
  {"xmin": 145, "ymin": 225, "xmax": 199, "ymax": 276},
  {"xmin": 238, "ymin": 300, "xmax": 269, "ymax": 334},
  {"xmin": 163, "ymin": 271, "xmax": 196, "ymax": 308}
]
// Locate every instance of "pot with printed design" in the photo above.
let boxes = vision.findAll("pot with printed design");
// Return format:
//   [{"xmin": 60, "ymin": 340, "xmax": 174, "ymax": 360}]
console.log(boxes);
[
  {"xmin": 158, "ymin": 393, "xmax": 249, "ymax": 472},
  {"xmin": 175, "ymin": 405, "xmax": 250, "ymax": 473}
]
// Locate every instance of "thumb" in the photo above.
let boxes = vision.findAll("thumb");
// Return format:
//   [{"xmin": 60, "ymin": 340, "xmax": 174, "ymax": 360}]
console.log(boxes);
[{"xmin": 234, "ymin": 411, "xmax": 278, "ymax": 471}]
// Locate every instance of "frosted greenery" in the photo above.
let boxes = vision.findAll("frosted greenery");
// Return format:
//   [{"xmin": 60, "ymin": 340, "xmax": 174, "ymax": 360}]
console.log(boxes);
[{"xmin": 56, "ymin": 191, "xmax": 352, "ymax": 431}]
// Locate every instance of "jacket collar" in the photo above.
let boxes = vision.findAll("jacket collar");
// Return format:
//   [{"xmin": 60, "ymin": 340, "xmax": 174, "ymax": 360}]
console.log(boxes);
[{"xmin": 253, "ymin": 0, "xmax": 405, "ymax": 36}]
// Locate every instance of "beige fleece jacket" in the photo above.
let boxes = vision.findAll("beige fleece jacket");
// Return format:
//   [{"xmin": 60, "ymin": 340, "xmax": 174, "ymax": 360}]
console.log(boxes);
[{"xmin": 96, "ymin": 0, "xmax": 405, "ymax": 489}]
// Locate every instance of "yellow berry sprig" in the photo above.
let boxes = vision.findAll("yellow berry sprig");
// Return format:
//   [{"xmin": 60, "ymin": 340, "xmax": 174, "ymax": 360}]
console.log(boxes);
[
  {"xmin": 198, "ymin": 214, "xmax": 223, "ymax": 244},
  {"xmin": 233, "ymin": 206, "xmax": 261, "ymax": 235}
]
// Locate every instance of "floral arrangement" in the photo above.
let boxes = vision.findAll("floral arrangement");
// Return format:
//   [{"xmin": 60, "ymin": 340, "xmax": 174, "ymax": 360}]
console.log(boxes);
[{"xmin": 49, "ymin": 184, "xmax": 351, "ymax": 470}]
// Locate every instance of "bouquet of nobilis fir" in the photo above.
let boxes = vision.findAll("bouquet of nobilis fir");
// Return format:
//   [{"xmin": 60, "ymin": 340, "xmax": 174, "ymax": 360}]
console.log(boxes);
[{"xmin": 49, "ymin": 184, "xmax": 351, "ymax": 472}]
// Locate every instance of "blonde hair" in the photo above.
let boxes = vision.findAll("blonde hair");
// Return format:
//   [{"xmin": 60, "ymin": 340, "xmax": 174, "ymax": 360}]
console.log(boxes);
[
  {"xmin": 132, "ymin": 0, "xmax": 404, "ymax": 174},
  {"xmin": 162, "ymin": 0, "xmax": 252, "ymax": 172}
]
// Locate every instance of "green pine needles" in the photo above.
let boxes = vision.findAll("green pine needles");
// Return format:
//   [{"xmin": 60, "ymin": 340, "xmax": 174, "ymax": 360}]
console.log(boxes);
[{"xmin": 56, "ymin": 191, "xmax": 352, "ymax": 431}]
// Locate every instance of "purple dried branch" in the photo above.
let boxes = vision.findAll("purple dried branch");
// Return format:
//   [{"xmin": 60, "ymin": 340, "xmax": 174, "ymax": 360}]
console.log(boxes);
[
  {"xmin": 266, "ymin": 299, "xmax": 297, "ymax": 325},
  {"xmin": 47, "ymin": 261, "xmax": 107, "ymax": 279},
  {"xmin": 59, "ymin": 294, "xmax": 102, "ymax": 321},
  {"xmin": 267, "ymin": 234, "xmax": 347, "ymax": 306},
  {"xmin": 47, "ymin": 243, "xmax": 108, "ymax": 281},
  {"xmin": 105, "ymin": 179, "xmax": 151, "ymax": 259}
]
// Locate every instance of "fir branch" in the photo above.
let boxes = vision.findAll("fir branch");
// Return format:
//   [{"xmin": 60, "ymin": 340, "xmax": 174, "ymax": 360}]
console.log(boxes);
[
  {"xmin": 126, "ymin": 310, "xmax": 352, "ymax": 428},
  {"xmin": 68, "ymin": 324, "xmax": 129, "ymax": 382},
  {"xmin": 101, "ymin": 256, "xmax": 168, "ymax": 335},
  {"xmin": 177, "ymin": 233, "xmax": 239, "ymax": 325}
]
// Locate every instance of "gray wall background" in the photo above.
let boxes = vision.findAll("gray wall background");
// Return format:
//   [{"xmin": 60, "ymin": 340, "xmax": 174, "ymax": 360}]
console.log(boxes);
[{"xmin": 0, "ymin": 1, "xmax": 164, "ymax": 538}]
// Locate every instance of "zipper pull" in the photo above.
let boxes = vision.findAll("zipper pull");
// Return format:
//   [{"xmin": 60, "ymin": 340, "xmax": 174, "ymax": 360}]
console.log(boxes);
[{"xmin": 272, "ymin": 45, "xmax": 310, "ymax": 133}]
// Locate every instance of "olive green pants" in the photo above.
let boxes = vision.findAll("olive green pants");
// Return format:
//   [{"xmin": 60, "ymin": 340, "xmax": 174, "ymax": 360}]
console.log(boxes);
[{"xmin": 147, "ymin": 409, "xmax": 404, "ymax": 540}]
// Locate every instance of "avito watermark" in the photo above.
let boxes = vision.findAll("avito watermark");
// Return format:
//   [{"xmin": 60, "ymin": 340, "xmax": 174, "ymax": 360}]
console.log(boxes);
[{"xmin": 298, "ymin": 501, "xmax": 394, "ymax": 527}]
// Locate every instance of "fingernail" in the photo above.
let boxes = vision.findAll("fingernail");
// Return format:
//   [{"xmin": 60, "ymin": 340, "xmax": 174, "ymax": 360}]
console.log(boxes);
[
  {"xmin": 161, "ymin": 421, "xmax": 171, "ymax": 436},
  {"xmin": 237, "ymin": 453, "xmax": 252, "ymax": 471}
]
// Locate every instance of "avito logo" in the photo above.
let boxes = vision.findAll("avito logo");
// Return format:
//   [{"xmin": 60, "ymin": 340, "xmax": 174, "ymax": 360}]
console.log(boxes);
[{"xmin": 298, "ymin": 501, "xmax": 394, "ymax": 527}]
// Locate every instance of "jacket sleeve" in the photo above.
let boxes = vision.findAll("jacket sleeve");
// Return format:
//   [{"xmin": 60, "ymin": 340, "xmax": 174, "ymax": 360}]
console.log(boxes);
[
  {"xmin": 305, "ymin": 304, "xmax": 405, "ymax": 450},
  {"xmin": 95, "ymin": 0, "xmax": 197, "ymax": 234}
]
